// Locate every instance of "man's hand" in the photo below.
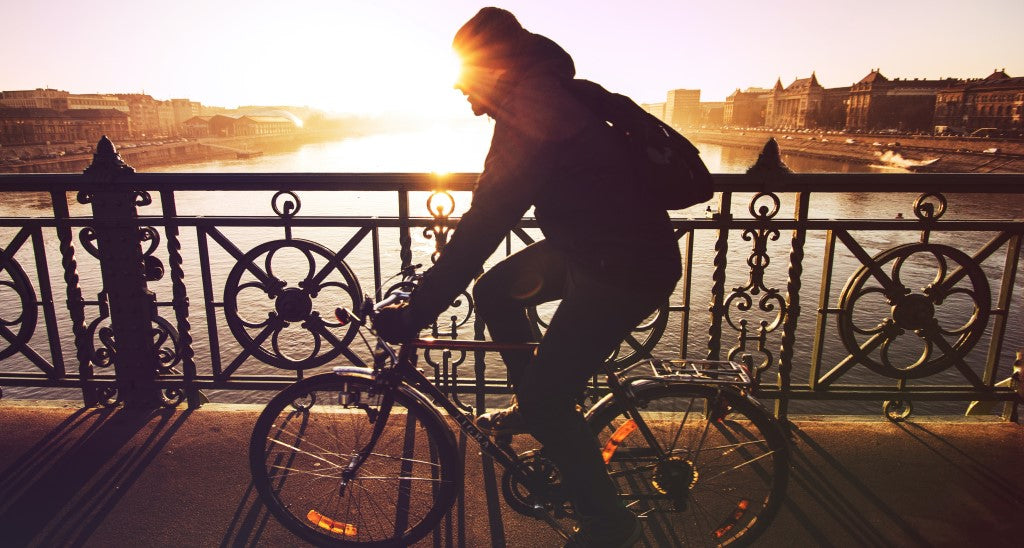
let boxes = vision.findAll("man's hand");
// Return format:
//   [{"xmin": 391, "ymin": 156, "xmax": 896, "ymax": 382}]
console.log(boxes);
[{"xmin": 373, "ymin": 303, "xmax": 419, "ymax": 344}]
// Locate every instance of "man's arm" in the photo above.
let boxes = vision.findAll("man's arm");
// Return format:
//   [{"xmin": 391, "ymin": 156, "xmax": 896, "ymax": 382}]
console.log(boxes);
[{"xmin": 407, "ymin": 120, "xmax": 551, "ymax": 328}]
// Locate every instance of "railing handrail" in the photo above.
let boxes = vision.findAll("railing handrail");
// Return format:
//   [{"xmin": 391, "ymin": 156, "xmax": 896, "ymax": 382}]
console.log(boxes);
[{"xmin": 2, "ymin": 171, "xmax": 1024, "ymax": 193}]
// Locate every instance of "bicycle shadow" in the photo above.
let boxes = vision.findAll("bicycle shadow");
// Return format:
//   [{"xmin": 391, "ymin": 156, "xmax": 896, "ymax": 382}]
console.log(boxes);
[{"xmin": 0, "ymin": 405, "xmax": 190, "ymax": 547}]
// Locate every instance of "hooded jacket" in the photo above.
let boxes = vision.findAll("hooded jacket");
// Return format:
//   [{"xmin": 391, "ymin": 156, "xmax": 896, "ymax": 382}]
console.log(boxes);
[{"xmin": 409, "ymin": 33, "xmax": 681, "ymax": 328}]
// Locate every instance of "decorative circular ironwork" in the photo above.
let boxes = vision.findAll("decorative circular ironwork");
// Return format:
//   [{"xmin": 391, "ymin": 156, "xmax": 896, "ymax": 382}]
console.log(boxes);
[
  {"xmin": 748, "ymin": 192, "xmax": 781, "ymax": 220},
  {"xmin": 912, "ymin": 193, "xmax": 947, "ymax": 221},
  {"xmin": 837, "ymin": 243, "xmax": 990, "ymax": 380},
  {"xmin": 271, "ymin": 191, "xmax": 301, "ymax": 219},
  {"xmin": 0, "ymin": 254, "xmax": 38, "ymax": 361},
  {"xmin": 162, "ymin": 388, "xmax": 186, "ymax": 407},
  {"xmin": 224, "ymin": 239, "xmax": 363, "ymax": 370},
  {"xmin": 883, "ymin": 400, "xmax": 912, "ymax": 422},
  {"xmin": 427, "ymin": 190, "xmax": 456, "ymax": 219}
]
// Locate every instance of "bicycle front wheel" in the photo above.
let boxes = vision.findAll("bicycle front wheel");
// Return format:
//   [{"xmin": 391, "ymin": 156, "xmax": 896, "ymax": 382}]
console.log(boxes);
[
  {"xmin": 250, "ymin": 374, "xmax": 462, "ymax": 547},
  {"xmin": 589, "ymin": 383, "xmax": 789, "ymax": 547}
]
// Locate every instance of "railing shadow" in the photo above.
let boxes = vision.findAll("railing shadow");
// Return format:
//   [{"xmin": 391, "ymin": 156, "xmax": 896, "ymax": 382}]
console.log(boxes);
[{"xmin": 0, "ymin": 406, "xmax": 190, "ymax": 546}]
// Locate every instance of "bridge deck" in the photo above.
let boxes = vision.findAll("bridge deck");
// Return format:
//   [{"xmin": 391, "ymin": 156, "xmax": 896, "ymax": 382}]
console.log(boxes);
[{"xmin": 0, "ymin": 402, "xmax": 1021, "ymax": 547}]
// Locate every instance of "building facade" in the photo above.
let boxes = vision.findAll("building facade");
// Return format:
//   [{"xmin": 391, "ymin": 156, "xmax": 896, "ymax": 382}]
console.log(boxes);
[
  {"xmin": 933, "ymin": 70, "xmax": 1024, "ymax": 135},
  {"xmin": 0, "ymin": 107, "xmax": 129, "ymax": 146},
  {"xmin": 724, "ymin": 87, "xmax": 770, "ymax": 127},
  {"xmin": 193, "ymin": 115, "xmax": 298, "ymax": 138},
  {"xmin": 665, "ymin": 89, "xmax": 701, "ymax": 128},
  {"xmin": 764, "ymin": 73, "xmax": 828, "ymax": 129},
  {"xmin": 846, "ymin": 69, "xmax": 955, "ymax": 132}
]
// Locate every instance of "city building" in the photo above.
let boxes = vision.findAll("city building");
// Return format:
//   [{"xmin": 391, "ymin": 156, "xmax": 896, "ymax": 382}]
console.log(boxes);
[
  {"xmin": 0, "ymin": 89, "xmax": 70, "ymax": 110},
  {"xmin": 933, "ymin": 70, "xmax": 1024, "ymax": 135},
  {"xmin": 192, "ymin": 114, "xmax": 299, "ymax": 138},
  {"xmin": 764, "ymin": 74, "xmax": 848, "ymax": 130},
  {"xmin": 724, "ymin": 87, "xmax": 770, "ymax": 127},
  {"xmin": 115, "ymin": 94, "xmax": 164, "ymax": 138},
  {"xmin": 765, "ymin": 73, "xmax": 825, "ymax": 129},
  {"xmin": 181, "ymin": 116, "xmax": 212, "ymax": 138},
  {"xmin": 700, "ymin": 102, "xmax": 725, "ymax": 128},
  {"xmin": 66, "ymin": 94, "xmax": 129, "ymax": 113},
  {"xmin": 641, "ymin": 102, "xmax": 666, "ymax": 121},
  {"xmin": 170, "ymin": 99, "xmax": 203, "ymax": 127},
  {"xmin": 665, "ymin": 89, "xmax": 701, "ymax": 128},
  {"xmin": 845, "ymin": 69, "xmax": 955, "ymax": 132},
  {"xmin": 0, "ymin": 107, "xmax": 129, "ymax": 146}
]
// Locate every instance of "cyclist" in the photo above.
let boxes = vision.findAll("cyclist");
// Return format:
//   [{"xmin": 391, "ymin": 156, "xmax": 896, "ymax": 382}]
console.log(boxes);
[{"xmin": 375, "ymin": 7, "xmax": 681, "ymax": 547}]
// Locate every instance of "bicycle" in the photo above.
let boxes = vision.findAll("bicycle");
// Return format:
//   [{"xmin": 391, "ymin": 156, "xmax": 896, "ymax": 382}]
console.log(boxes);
[{"xmin": 248, "ymin": 282, "xmax": 791, "ymax": 547}]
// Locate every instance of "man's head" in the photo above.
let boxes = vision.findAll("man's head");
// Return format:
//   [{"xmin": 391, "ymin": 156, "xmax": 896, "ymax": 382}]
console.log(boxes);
[{"xmin": 451, "ymin": 7, "xmax": 527, "ymax": 116}]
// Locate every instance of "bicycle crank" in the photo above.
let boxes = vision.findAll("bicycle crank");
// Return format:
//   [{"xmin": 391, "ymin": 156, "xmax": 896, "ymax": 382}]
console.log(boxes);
[{"xmin": 501, "ymin": 450, "xmax": 573, "ymax": 518}]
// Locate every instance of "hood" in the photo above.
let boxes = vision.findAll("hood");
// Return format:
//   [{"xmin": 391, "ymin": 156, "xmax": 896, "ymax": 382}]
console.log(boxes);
[{"xmin": 507, "ymin": 32, "xmax": 576, "ymax": 81}]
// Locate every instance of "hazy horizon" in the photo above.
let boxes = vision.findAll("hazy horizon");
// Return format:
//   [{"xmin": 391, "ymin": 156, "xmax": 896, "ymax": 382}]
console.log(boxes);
[{"xmin": 3, "ymin": 0, "xmax": 1022, "ymax": 120}]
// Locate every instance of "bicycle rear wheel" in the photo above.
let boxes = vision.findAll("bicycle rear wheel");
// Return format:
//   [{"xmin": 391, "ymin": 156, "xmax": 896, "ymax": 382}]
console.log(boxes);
[
  {"xmin": 589, "ymin": 383, "xmax": 789, "ymax": 547},
  {"xmin": 250, "ymin": 374, "xmax": 461, "ymax": 547}
]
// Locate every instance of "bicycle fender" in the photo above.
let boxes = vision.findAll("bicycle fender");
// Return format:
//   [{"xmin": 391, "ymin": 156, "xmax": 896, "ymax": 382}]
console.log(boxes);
[
  {"xmin": 583, "ymin": 378, "xmax": 665, "ymax": 421},
  {"xmin": 330, "ymin": 366, "xmax": 459, "ymax": 452},
  {"xmin": 331, "ymin": 365, "xmax": 375, "ymax": 378}
]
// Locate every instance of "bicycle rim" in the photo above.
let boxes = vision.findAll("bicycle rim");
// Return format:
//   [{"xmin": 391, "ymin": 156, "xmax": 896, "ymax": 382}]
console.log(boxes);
[
  {"xmin": 250, "ymin": 374, "xmax": 461, "ymax": 547},
  {"xmin": 590, "ymin": 383, "xmax": 789, "ymax": 547}
]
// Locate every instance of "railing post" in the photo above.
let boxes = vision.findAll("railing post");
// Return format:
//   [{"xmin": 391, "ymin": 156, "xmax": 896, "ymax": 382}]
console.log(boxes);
[
  {"xmin": 80, "ymin": 136, "xmax": 163, "ymax": 407},
  {"xmin": 748, "ymin": 138, "xmax": 799, "ymax": 421}
]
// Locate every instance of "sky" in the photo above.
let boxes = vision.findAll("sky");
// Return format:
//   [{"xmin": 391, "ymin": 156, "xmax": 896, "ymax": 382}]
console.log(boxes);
[{"xmin": 2, "ymin": 0, "xmax": 1022, "ymax": 118}]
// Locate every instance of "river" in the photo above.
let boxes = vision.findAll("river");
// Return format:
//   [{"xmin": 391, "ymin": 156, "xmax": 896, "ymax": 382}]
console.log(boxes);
[{"xmin": 2, "ymin": 126, "xmax": 1022, "ymax": 416}]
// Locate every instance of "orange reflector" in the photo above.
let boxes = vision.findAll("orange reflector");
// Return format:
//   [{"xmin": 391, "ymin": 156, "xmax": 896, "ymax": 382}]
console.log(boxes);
[
  {"xmin": 307, "ymin": 509, "xmax": 358, "ymax": 536},
  {"xmin": 712, "ymin": 499, "xmax": 750, "ymax": 538},
  {"xmin": 602, "ymin": 419, "xmax": 638, "ymax": 463}
]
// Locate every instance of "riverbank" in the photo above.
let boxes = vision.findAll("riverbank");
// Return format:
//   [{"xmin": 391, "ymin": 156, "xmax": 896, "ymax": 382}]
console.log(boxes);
[
  {"xmin": 689, "ymin": 129, "xmax": 1024, "ymax": 173},
  {"xmin": 0, "ymin": 129, "xmax": 362, "ymax": 174}
]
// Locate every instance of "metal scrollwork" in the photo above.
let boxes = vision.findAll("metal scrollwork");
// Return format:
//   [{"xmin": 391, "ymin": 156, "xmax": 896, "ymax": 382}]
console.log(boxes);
[
  {"xmin": 722, "ymin": 192, "xmax": 785, "ymax": 373},
  {"xmin": 0, "ymin": 252, "xmax": 38, "ymax": 361},
  {"xmin": 133, "ymin": 190, "xmax": 153, "ymax": 207},
  {"xmin": 913, "ymin": 193, "xmax": 947, "ymax": 221},
  {"xmin": 97, "ymin": 385, "xmax": 120, "ymax": 408},
  {"xmin": 83, "ymin": 313, "xmax": 181, "ymax": 373},
  {"xmin": 883, "ymin": 400, "xmax": 912, "ymax": 422},
  {"xmin": 272, "ymin": 191, "xmax": 302, "ymax": 219},
  {"xmin": 837, "ymin": 243, "xmax": 990, "ymax": 381},
  {"xmin": 79, "ymin": 227, "xmax": 100, "ymax": 259},
  {"xmin": 424, "ymin": 190, "xmax": 456, "ymax": 263},
  {"xmin": 224, "ymin": 239, "xmax": 363, "ymax": 370},
  {"xmin": 139, "ymin": 227, "xmax": 165, "ymax": 281}
]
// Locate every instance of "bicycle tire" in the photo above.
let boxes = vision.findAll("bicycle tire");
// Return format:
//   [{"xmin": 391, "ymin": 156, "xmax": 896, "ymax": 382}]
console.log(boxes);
[
  {"xmin": 588, "ymin": 383, "xmax": 789, "ymax": 547},
  {"xmin": 250, "ymin": 373, "xmax": 462, "ymax": 547}
]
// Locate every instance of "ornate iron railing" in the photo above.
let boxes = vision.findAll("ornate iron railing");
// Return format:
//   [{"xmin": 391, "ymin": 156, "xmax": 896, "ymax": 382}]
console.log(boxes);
[{"xmin": 0, "ymin": 137, "xmax": 1021, "ymax": 421}]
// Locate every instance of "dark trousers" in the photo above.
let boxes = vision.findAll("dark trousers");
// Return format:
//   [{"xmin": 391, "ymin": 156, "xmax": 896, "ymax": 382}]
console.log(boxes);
[{"xmin": 473, "ymin": 240, "xmax": 676, "ymax": 518}]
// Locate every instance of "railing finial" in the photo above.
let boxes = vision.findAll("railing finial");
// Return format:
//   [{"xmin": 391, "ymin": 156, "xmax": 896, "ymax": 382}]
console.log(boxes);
[
  {"xmin": 747, "ymin": 138, "xmax": 793, "ymax": 176},
  {"xmin": 84, "ymin": 135, "xmax": 135, "ymax": 176}
]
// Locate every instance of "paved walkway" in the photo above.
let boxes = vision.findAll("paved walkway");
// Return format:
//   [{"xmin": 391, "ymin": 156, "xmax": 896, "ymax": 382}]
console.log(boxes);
[{"xmin": 0, "ymin": 402, "xmax": 1021, "ymax": 547}]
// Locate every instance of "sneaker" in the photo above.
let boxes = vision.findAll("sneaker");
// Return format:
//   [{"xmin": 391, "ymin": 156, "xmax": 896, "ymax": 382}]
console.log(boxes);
[
  {"xmin": 564, "ymin": 512, "xmax": 641, "ymax": 548},
  {"xmin": 475, "ymin": 402, "xmax": 528, "ymax": 436}
]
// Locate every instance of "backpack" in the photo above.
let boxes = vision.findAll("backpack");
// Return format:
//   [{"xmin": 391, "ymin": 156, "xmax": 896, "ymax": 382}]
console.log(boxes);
[{"xmin": 564, "ymin": 79, "xmax": 714, "ymax": 210}]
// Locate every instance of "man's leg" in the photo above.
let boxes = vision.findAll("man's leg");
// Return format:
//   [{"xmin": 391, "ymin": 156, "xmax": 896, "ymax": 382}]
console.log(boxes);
[
  {"xmin": 515, "ymin": 266, "xmax": 673, "ymax": 521},
  {"xmin": 473, "ymin": 240, "xmax": 567, "ymax": 387}
]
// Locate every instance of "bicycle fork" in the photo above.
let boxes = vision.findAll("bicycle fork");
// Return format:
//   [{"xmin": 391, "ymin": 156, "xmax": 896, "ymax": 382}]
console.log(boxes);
[{"xmin": 338, "ymin": 390, "xmax": 396, "ymax": 495}]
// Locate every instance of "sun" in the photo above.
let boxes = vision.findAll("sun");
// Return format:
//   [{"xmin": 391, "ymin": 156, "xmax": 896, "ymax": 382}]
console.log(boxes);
[{"xmin": 307, "ymin": 33, "xmax": 467, "ymax": 117}]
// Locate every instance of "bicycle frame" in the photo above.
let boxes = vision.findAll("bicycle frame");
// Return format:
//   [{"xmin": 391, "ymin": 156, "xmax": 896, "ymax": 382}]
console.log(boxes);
[{"xmin": 332, "ymin": 337, "xmax": 542, "ymax": 490}]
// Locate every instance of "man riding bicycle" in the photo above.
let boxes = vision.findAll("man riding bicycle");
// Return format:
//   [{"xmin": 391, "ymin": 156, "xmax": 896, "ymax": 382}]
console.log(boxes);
[{"xmin": 375, "ymin": 8, "xmax": 682, "ymax": 547}]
